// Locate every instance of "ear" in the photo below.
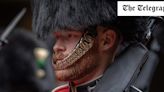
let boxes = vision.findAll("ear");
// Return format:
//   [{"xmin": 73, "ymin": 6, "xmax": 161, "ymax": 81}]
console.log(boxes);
[{"xmin": 101, "ymin": 29, "xmax": 117, "ymax": 51}]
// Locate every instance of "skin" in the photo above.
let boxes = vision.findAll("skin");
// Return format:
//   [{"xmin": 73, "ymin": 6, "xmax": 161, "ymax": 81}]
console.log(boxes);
[{"xmin": 52, "ymin": 26, "xmax": 118, "ymax": 85}]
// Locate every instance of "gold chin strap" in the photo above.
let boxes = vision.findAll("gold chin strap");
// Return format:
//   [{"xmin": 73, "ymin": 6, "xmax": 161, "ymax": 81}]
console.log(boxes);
[
  {"xmin": 69, "ymin": 82, "xmax": 77, "ymax": 92},
  {"xmin": 55, "ymin": 32, "xmax": 95, "ymax": 70}
]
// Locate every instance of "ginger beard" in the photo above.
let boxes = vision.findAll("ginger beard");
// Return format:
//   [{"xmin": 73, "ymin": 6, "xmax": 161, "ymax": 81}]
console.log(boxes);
[{"xmin": 52, "ymin": 35, "xmax": 100, "ymax": 81}]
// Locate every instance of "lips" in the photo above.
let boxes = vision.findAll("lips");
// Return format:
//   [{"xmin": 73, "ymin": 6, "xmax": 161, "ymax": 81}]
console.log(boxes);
[
  {"xmin": 52, "ymin": 50, "xmax": 78, "ymax": 70},
  {"xmin": 53, "ymin": 53, "xmax": 65, "ymax": 64}
]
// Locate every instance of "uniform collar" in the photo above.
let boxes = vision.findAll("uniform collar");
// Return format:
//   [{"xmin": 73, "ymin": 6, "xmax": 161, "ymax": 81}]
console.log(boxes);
[
  {"xmin": 70, "ymin": 75, "xmax": 103, "ymax": 92},
  {"xmin": 52, "ymin": 75, "xmax": 103, "ymax": 92}
]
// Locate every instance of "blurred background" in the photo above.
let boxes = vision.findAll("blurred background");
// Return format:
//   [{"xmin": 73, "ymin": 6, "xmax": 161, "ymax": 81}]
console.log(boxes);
[
  {"xmin": 0, "ymin": 0, "xmax": 56, "ymax": 92},
  {"xmin": 0, "ymin": 0, "xmax": 31, "ymax": 30}
]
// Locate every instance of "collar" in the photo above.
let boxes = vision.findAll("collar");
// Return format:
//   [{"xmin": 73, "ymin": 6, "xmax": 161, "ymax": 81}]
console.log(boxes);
[
  {"xmin": 52, "ymin": 75, "xmax": 103, "ymax": 92},
  {"xmin": 69, "ymin": 75, "xmax": 103, "ymax": 92}
]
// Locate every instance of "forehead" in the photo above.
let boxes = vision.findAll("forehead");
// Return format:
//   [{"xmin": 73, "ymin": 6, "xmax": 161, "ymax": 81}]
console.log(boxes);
[{"xmin": 53, "ymin": 28, "xmax": 84, "ymax": 36}]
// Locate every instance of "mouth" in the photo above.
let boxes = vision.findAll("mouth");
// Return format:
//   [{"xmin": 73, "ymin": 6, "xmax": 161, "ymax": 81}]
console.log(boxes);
[{"xmin": 53, "ymin": 33, "xmax": 94, "ymax": 70}]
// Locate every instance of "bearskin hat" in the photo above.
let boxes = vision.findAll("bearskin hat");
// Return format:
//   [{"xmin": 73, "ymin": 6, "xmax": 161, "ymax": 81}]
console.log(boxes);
[{"xmin": 32, "ymin": 0, "xmax": 147, "ymax": 42}]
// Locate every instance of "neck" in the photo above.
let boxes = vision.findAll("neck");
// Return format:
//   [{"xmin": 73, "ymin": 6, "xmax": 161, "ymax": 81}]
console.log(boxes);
[{"xmin": 72, "ymin": 66, "xmax": 104, "ymax": 86}]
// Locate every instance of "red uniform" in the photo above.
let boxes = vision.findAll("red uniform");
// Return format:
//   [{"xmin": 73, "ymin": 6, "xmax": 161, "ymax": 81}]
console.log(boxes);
[
  {"xmin": 52, "ymin": 76, "xmax": 101, "ymax": 92},
  {"xmin": 52, "ymin": 84, "xmax": 69, "ymax": 92}
]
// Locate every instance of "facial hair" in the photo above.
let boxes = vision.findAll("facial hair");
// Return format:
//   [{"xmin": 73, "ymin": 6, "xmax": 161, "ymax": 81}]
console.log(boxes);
[{"xmin": 53, "ymin": 41, "xmax": 100, "ymax": 81}]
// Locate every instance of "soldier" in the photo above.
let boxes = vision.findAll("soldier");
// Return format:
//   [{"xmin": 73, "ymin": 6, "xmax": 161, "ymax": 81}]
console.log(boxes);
[{"xmin": 32, "ymin": 0, "xmax": 157, "ymax": 92}]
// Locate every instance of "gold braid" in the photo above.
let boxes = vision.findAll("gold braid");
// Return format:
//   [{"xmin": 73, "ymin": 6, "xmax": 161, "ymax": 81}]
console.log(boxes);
[{"xmin": 55, "ymin": 32, "xmax": 95, "ymax": 70}]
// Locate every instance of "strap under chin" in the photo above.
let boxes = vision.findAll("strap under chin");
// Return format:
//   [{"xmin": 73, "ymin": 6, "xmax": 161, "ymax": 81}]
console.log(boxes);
[{"xmin": 55, "ymin": 32, "xmax": 96, "ymax": 70}]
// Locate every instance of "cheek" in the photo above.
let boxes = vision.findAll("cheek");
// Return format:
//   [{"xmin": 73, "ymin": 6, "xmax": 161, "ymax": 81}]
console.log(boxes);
[
  {"xmin": 66, "ymin": 43, "xmax": 76, "ymax": 53},
  {"xmin": 78, "ymin": 49, "xmax": 100, "ymax": 71},
  {"xmin": 67, "ymin": 48, "xmax": 100, "ymax": 80},
  {"xmin": 55, "ymin": 42, "xmax": 100, "ymax": 81},
  {"xmin": 65, "ymin": 39, "xmax": 80, "ymax": 53}
]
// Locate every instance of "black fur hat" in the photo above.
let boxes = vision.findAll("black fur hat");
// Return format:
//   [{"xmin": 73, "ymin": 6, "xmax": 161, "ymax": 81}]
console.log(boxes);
[{"xmin": 32, "ymin": 0, "xmax": 147, "ymax": 42}]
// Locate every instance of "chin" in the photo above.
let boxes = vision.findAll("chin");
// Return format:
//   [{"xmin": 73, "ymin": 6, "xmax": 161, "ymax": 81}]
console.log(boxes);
[
  {"xmin": 54, "ymin": 66, "xmax": 80, "ymax": 81},
  {"xmin": 54, "ymin": 48, "xmax": 99, "ymax": 82},
  {"xmin": 55, "ymin": 71, "xmax": 70, "ymax": 81},
  {"xmin": 54, "ymin": 61, "xmax": 97, "ymax": 82}
]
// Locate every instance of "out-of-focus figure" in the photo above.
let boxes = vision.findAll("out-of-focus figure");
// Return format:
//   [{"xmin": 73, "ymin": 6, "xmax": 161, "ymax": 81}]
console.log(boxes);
[{"xmin": 0, "ymin": 28, "xmax": 55, "ymax": 92}]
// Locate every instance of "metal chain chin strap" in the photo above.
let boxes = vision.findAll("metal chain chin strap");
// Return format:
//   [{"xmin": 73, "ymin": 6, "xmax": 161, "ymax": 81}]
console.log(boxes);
[{"xmin": 55, "ymin": 31, "xmax": 96, "ymax": 70}]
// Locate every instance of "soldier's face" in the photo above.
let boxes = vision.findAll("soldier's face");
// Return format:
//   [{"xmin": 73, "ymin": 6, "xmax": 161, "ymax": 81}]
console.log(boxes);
[{"xmin": 52, "ymin": 30, "xmax": 101, "ymax": 81}]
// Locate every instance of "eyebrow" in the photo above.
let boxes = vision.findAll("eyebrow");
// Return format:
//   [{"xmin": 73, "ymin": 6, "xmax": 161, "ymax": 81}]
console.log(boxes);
[{"xmin": 53, "ymin": 25, "xmax": 96, "ymax": 34}]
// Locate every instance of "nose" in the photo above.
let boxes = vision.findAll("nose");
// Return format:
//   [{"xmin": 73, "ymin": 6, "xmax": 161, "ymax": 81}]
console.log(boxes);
[{"xmin": 53, "ymin": 41, "xmax": 66, "ymax": 53}]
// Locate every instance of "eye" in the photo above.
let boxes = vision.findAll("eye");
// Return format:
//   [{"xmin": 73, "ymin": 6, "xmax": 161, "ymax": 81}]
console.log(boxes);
[
  {"xmin": 68, "ymin": 34, "xmax": 73, "ymax": 38},
  {"xmin": 53, "ymin": 32, "xmax": 60, "ymax": 39},
  {"xmin": 54, "ymin": 35, "xmax": 61, "ymax": 41}
]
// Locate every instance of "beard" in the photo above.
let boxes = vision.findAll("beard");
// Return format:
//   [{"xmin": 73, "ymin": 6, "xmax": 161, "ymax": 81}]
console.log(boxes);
[{"xmin": 53, "ymin": 42, "xmax": 100, "ymax": 81}]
